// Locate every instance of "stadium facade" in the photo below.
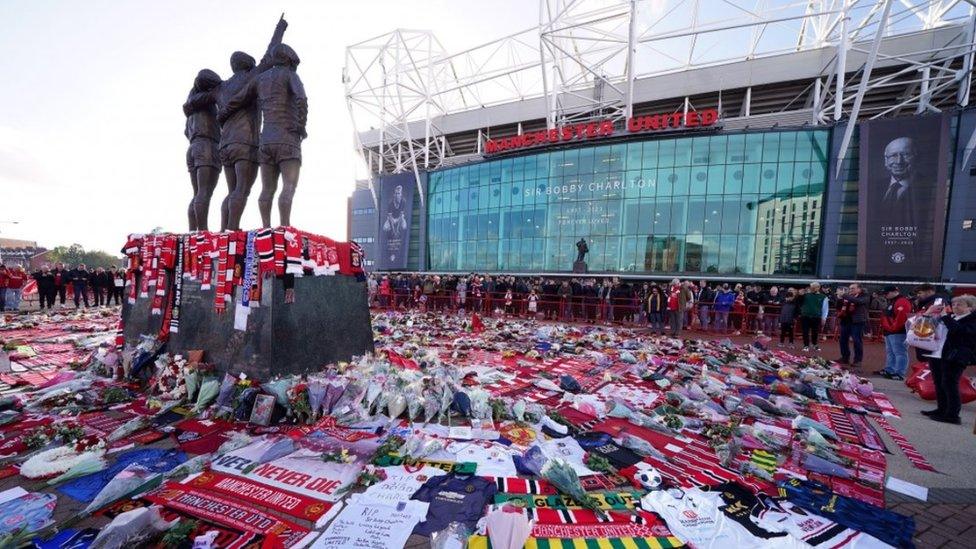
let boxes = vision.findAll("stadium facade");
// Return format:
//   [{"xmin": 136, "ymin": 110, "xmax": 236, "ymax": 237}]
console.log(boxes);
[{"xmin": 344, "ymin": 0, "xmax": 976, "ymax": 284}]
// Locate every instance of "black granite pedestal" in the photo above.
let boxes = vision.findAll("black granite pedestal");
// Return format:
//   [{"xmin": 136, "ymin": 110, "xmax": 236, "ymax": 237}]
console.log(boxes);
[
  {"xmin": 573, "ymin": 261, "xmax": 588, "ymax": 274},
  {"xmin": 121, "ymin": 275, "xmax": 374, "ymax": 379}
]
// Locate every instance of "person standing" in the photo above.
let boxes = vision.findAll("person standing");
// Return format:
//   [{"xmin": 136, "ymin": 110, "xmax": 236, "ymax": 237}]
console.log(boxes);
[
  {"xmin": 527, "ymin": 288, "xmax": 539, "ymax": 317},
  {"xmin": 647, "ymin": 285, "xmax": 666, "ymax": 335},
  {"xmin": 713, "ymin": 283, "xmax": 734, "ymax": 334},
  {"xmin": 778, "ymin": 288, "xmax": 800, "ymax": 347},
  {"xmin": 921, "ymin": 295, "xmax": 976, "ymax": 425},
  {"xmin": 4, "ymin": 265, "xmax": 26, "ymax": 312},
  {"xmin": 69, "ymin": 264, "xmax": 91, "ymax": 308},
  {"xmin": 456, "ymin": 277, "xmax": 468, "ymax": 311},
  {"xmin": 110, "ymin": 266, "xmax": 126, "ymax": 305},
  {"xmin": 799, "ymin": 282, "xmax": 827, "ymax": 352},
  {"xmin": 761, "ymin": 286, "xmax": 782, "ymax": 336},
  {"xmin": 0, "ymin": 264, "xmax": 8, "ymax": 311},
  {"xmin": 868, "ymin": 290, "xmax": 888, "ymax": 340},
  {"xmin": 52, "ymin": 262, "xmax": 68, "ymax": 307},
  {"xmin": 32, "ymin": 265, "xmax": 56, "ymax": 310},
  {"xmin": 366, "ymin": 275, "xmax": 378, "ymax": 306},
  {"xmin": 876, "ymin": 286, "xmax": 912, "ymax": 380},
  {"xmin": 667, "ymin": 279, "xmax": 684, "ymax": 337},
  {"xmin": 731, "ymin": 288, "xmax": 746, "ymax": 335},
  {"xmin": 697, "ymin": 281, "xmax": 714, "ymax": 332},
  {"xmin": 91, "ymin": 267, "xmax": 108, "ymax": 307},
  {"xmin": 836, "ymin": 283, "xmax": 869, "ymax": 368}
]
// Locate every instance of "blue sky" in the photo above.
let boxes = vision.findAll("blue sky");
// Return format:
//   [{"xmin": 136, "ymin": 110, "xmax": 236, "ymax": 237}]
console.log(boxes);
[{"xmin": 0, "ymin": 0, "xmax": 534, "ymax": 253}]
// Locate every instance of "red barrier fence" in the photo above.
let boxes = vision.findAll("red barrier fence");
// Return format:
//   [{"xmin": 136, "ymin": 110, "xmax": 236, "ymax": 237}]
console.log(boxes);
[{"xmin": 367, "ymin": 289, "xmax": 888, "ymax": 341}]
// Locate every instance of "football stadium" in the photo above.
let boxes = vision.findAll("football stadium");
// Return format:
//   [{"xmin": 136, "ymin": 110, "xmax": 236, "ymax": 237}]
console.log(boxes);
[{"xmin": 345, "ymin": 0, "xmax": 976, "ymax": 284}]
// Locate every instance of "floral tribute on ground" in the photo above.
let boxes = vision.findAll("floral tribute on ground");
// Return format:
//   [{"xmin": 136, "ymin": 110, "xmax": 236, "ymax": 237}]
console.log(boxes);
[{"xmin": 0, "ymin": 303, "xmax": 921, "ymax": 548}]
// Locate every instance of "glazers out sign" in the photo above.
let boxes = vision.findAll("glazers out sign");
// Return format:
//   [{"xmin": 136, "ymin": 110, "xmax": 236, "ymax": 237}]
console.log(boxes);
[{"xmin": 484, "ymin": 108, "xmax": 719, "ymax": 154}]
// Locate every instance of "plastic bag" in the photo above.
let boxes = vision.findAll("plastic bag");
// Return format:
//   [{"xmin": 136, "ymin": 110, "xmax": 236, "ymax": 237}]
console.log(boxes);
[
  {"xmin": 108, "ymin": 416, "xmax": 150, "ymax": 443},
  {"xmin": 84, "ymin": 464, "xmax": 160, "ymax": 515},
  {"xmin": 214, "ymin": 374, "xmax": 237, "ymax": 409},
  {"xmin": 90, "ymin": 505, "xmax": 178, "ymax": 549},
  {"xmin": 906, "ymin": 315, "xmax": 947, "ymax": 352},
  {"xmin": 430, "ymin": 521, "xmax": 471, "ymax": 549},
  {"xmin": 193, "ymin": 378, "xmax": 220, "ymax": 413},
  {"xmin": 183, "ymin": 369, "xmax": 200, "ymax": 402}
]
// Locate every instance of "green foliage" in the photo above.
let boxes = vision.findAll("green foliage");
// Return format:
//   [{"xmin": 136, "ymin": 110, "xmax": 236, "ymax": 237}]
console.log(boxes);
[
  {"xmin": 162, "ymin": 519, "xmax": 198, "ymax": 548},
  {"xmin": 47, "ymin": 243, "xmax": 121, "ymax": 269},
  {"xmin": 584, "ymin": 452, "xmax": 614, "ymax": 473}
]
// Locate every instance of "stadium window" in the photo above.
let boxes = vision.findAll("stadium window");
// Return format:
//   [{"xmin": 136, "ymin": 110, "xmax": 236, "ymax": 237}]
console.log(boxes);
[{"xmin": 960, "ymin": 261, "xmax": 976, "ymax": 272}]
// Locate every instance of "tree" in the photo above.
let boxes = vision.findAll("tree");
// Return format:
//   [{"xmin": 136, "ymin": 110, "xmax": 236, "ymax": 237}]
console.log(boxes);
[{"xmin": 48, "ymin": 244, "xmax": 122, "ymax": 269}]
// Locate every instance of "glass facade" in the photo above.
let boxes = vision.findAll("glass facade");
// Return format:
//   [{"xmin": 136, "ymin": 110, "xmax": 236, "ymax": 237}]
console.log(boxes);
[{"xmin": 427, "ymin": 129, "xmax": 829, "ymax": 275}]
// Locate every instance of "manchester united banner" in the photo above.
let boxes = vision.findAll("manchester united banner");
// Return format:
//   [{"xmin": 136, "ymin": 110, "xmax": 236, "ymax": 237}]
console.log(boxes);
[{"xmin": 857, "ymin": 114, "xmax": 950, "ymax": 277}]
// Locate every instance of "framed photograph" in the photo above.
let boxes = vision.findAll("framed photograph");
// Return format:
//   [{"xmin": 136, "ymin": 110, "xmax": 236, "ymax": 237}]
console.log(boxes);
[{"xmin": 249, "ymin": 394, "xmax": 275, "ymax": 426}]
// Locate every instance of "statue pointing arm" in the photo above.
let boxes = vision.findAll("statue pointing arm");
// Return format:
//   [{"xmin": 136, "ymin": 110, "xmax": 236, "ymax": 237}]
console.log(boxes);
[{"xmin": 256, "ymin": 15, "xmax": 288, "ymax": 73}]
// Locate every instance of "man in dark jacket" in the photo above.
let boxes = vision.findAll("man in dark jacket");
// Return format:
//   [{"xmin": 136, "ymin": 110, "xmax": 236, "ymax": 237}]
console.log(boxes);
[
  {"xmin": 69, "ymin": 264, "xmax": 91, "ymax": 308},
  {"xmin": 697, "ymin": 281, "xmax": 715, "ymax": 332},
  {"xmin": 836, "ymin": 283, "xmax": 869, "ymax": 367},
  {"xmin": 32, "ymin": 265, "xmax": 56, "ymax": 310},
  {"xmin": 90, "ymin": 267, "xmax": 110, "ymax": 307},
  {"xmin": 923, "ymin": 294, "xmax": 976, "ymax": 424}
]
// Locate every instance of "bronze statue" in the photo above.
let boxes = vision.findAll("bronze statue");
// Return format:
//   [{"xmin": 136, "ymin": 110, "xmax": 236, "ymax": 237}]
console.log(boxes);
[
  {"xmin": 576, "ymin": 238, "xmax": 589, "ymax": 263},
  {"xmin": 183, "ymin": 69, "xmax": 222, "ymax": 231},
  {"xmin": 216, "ymin": 17, "xmax": 288, "ymax": 231},
  {"xmin": 220, "ymin": 43, "xmax": 307, "ymax": 228}
]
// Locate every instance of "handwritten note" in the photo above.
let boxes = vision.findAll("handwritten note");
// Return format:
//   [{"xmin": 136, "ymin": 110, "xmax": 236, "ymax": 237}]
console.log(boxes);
[{"xmin": 311, "ymin": 495, "xmax": 428, "ymax": 548}]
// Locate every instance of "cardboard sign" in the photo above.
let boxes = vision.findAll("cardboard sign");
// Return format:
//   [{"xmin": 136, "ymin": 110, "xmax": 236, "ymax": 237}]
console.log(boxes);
[{"xmin": 310, "ymin": 495, "xmax": 428, "ymax": 549}]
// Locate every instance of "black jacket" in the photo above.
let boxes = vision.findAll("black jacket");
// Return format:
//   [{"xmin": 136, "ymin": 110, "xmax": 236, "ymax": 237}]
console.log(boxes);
[
  {"xmin": 838, "ymin": 292, "xmax": 869, "ymax": 324},
  {"xmin": 698, "ymin": 286, "xmax": 716, "ymax": 305},
  {"xmin": 940, "ymin": 313, "xmax": 976, "ymax": 367},
  {"xmin": 32, "ymin": 271, "xmax": 55, "ymax": 290},
  {"xmin": 68, "ymin": 269, "xmax": 90, "ymax": 286}
]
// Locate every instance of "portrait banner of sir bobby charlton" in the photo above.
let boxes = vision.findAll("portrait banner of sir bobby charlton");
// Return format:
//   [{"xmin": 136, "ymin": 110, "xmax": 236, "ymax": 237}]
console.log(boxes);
[
  {"xmin": 376, "ymin": 173, "xmax": 415, "ymax": 270},
  {"xmin": 858, "ymin": 114, "xmax": 950, "ymax": 278}
]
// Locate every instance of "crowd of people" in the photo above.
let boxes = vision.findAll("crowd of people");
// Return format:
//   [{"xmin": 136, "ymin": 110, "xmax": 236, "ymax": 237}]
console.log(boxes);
[
  {"xmin": 368, "ymin": 273, "xmax": 907, "ymax": 343},
  {"xmin": 368, "ymin": 272, "xmax": 975, "ymax": 425},
  {"xmin": 0, "ymin": 262, "xmax": 125, "ymax": 311}
]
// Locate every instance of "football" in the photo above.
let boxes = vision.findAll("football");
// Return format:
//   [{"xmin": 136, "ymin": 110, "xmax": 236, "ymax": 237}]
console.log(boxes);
[{"xmin": 634, "ymin": 467, "xmax": 663, "ymax": 490}]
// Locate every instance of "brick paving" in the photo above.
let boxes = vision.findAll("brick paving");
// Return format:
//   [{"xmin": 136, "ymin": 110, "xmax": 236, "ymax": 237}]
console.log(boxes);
[{"xmin": 887, "ymin": 502, "xmax": 976, "ymax": 548}]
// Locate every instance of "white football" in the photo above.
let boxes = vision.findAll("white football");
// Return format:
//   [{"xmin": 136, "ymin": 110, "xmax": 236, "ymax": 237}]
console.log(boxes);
[{"xmin": 635, "ymin": 468, "xmax": 663, "ymax": 490}]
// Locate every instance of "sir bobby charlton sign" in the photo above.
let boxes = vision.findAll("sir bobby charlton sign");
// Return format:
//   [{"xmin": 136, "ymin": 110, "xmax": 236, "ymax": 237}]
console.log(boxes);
[
  {"xmin": 857, "ymin": 114, "xmax": 949, "ymax": 278},
  {"xmin": 484, "ymin": 109, "xmax": 719, "ymax": 154}
]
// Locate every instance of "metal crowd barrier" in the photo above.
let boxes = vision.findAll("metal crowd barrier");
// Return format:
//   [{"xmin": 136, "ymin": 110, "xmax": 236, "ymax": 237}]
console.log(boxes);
[{"xmin": 367, "ymin": 289, "xmax": 888, "ymax": 341}]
